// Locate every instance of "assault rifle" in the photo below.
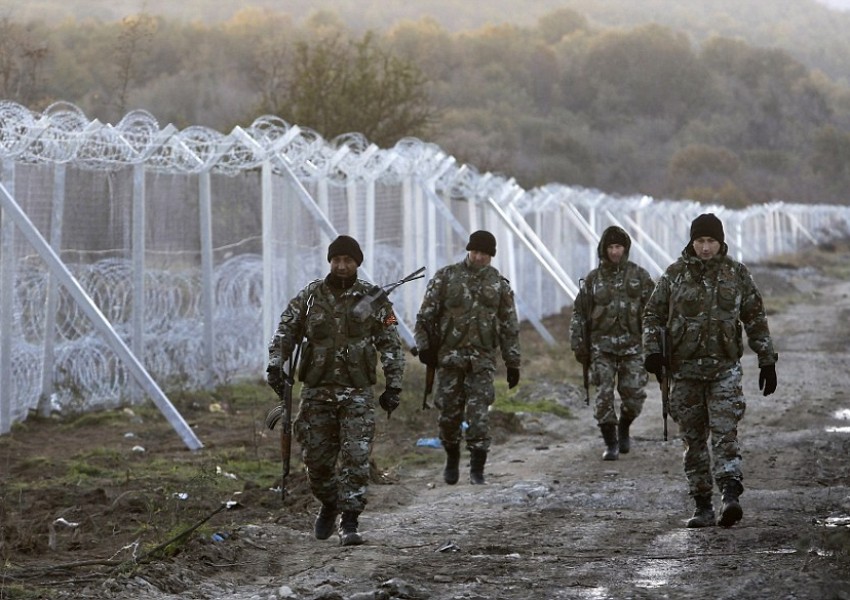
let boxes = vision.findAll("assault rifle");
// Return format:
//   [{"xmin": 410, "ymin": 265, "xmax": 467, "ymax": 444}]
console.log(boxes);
[
  {"xmin": 265, "ymin": 345, "xmax": 299, "ymax": 503},
  {"xmin": 265, "ymin": 293, "xmax": 313, "ymax": 504},
  {"xmin": 659, "ymin": 326, "xmax": 672, "ymax": 441},
  {"xmin": 412, "ymin": 319, "xmax": 439, "ymax": 410},
  {"xmin": 353, "ymin": 265, "xmax": 428, "ymax": 409},
  {"xmin": 578, "ymin": 278, "xmax": 592, "ymax": 406},
  {"xmin": 351, "ymin": 266, "xmax": 426, "ymax": 322}
]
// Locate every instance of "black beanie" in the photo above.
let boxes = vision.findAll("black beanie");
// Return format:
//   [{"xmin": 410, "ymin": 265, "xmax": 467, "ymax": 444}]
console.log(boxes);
[
  {"xmin": 690, "ymin": 213, "xmax": 725, "ymax": 244},
  {"xmin": 327, "ymin": 235, "xmax": 363, "ymax": 266},
  {"xmin": 466, "ymin": 230, "xmax": 497, "ymax": 257},
  {"xmin": 605, "ymin": 227, "xmax": 629, "ymax": 247}
]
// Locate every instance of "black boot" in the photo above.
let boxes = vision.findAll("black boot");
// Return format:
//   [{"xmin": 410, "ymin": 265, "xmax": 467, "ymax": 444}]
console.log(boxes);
[
  {"xmin": 469, "ymin": 449, "xmax": 487, "ymax": 485},
  {"xmin": 600, "ymin": 424, "xmax": 619, "ymax": 461},
  {"xmin": 338, "ymin": 511, "xmax": 364, "ymax": 546},
  {"xmin": 313, "ymin": 503, "xmax": 337, "ymax": 540},
  {"xmin": 718, "ymin": 480, "xmax": 744, "ymax": 527},
  {"xmin": 443, "ymin": 444, "xmax": 460, "ymax": 485},
  {"xmin": 686, "ymin": 494, "xmax": 716, "ymax": 528},
  {"xmin": 618, "ymin": 416, "xmax": 634, "ymax": 454}
]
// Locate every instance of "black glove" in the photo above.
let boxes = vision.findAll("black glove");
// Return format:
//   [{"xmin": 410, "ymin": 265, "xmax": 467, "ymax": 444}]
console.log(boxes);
[
  {"xmin": 266, "ymin": 364, "xmax": 282, "ymax": 391},
  {"xmin": 574, "ymin": 351, "xmax": 589, "ymax": 367},
  {"xmin": 759, "ymin": 365, "xmax": 777, "ymax": 396},
  {"xmin": 417, "ymin": 346, "xmax": 438, "ymax": 368},
  {"xmin": 379, "ymin": 387, "xmax": 401, "ymax": 417},
  {"xmin": 644, "ymin": 353, "xmax": 663, "ymax": 375},
  {"xmin": 507, "ymin": 367, "xmax": 520, "ymax": 389},
  {"xmin": 644, "ymin": 353, "xmax": 664, "ymax": 383}
]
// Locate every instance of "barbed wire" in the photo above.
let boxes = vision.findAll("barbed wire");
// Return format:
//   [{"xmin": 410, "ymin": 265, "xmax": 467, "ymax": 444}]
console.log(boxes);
[{"xmin": 2, "ymin": 100, "xmax": 850, "ymax": 427}]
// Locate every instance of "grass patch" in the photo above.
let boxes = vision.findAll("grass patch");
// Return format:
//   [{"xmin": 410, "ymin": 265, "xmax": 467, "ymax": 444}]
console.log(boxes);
[{"xmin": 493, "ymin": 396, "xmax": 572, "ymax": 419}]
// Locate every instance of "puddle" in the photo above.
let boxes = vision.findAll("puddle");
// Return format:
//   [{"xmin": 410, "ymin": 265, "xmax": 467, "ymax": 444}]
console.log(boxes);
[
  {"xmin": 816, "ymin": 515, "xmax": 850, "ymax": 527},
  {"xmin": 833, "ymin": 408, "xmax": 850, "ymax": 420},
  {"xmin": 826, "ymin": 408, "xmax": 850, "ymax": 431},
  {"xmin": 824, "ymin": 426, "xmax": 850, "ymax": 433},
  {"xmin": 576, "ymin": 588, "xmax": 612, "ymax": 599}
]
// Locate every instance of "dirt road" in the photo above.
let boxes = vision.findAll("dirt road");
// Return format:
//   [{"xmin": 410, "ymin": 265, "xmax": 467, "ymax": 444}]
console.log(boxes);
[{"xmin": 4, "ymin": 260, "xmax": 850, "ymax": 600}]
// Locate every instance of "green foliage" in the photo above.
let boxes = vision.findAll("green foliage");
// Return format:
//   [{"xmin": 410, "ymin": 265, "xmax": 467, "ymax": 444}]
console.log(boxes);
[
  {"xmin": 258, "ymin": 31, "xmax": 436, "ymax": 147},
  {"xmin": 493, "ymin": 394, "xmax": 573, "ymax": 419},
  {"xmin": 0, "ymin": 584, "xmax": 48, "ymax": 600}
]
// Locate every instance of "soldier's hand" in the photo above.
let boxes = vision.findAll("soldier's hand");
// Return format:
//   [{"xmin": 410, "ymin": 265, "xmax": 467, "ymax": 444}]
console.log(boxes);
[
  {"xmin": 644, "ymin": 353, "xmax": 664, "ymax": 383},
  {"xmin": 507, "ymin": 367, "xmax": 520, "ymax": 389},
  {"xmin": 573, "ymin": 351, "xmax": 589, "ymax": 368},
  {"xmin": 759, "ymin": 365, "xmax": 777, "ymax": 396},
  {"xmin": 644, "ymin": 353, "xmax": 663, "ymax": 375},
  {"xmin": 417, "ymin": 346, "xmax": 438, "ymax": 368},
  {"xmin": 379, "ymin": 387, "xmax": 401, "ymax": 417},
  {"xmin": 266, "ymin": 364, "xmax": 282, "ymax": 391}
]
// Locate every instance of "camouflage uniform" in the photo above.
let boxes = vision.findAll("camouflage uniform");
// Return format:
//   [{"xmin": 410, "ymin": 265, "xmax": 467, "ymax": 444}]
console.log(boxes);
[
  {"xmin": 642, "ymin": 244, "xmax": 777, "ymax": 501},
  {"xmin": 414, "ymin": 258, "xmax": 521, "ymax": 453},
  {"xmin": 268, "ymin": 276, "xmax": 404, "ymax": 514},
  {"xmin": 570, "ymin": 227, "xmax": 654, "ymax": 430}
]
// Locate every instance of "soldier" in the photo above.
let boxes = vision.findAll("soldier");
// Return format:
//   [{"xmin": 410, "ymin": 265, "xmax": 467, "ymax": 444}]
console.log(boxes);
[
  {"xmin": 414, "ymin": 230, "xmax": 521, "ymax": 485},
  {"xmin": 267, "ymin": 235, "xmax": 404, "ymax": 546},
  {"xmin": 643, "ymin": 213, "xmax": 778, "ymax": 528},
  {"xmin": 570, "ymin": 226, "xmax": 655, "ymax": 460}
]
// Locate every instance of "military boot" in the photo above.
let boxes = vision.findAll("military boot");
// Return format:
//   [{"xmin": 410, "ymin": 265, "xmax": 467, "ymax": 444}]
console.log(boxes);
[
  {"xmin": 443, "ymin": 444, "xmax": 461, "ymax": 485},
  {"xmin": 618, "ymin": 416, "xmax": 634, "ymax": 454},
  {"xmin": 686, "ymin": 494, "xmax": 716, "ymax": 528},
  {"xmin": 338, "ymin": 511, "xmax": 364, "ymax": 546},
  {"xmin": 313, "ymin": 503, "xmax": 338, "ymax": 540},
  {"xmin": 600, "ymin": 424, "xmax": 619, "ymax": 461},
  {"xmin": 718, "ymin": 480, "xmax": 744, "ymax": 527},
  {"xmin": 469, "ymin": 449, "xmax": 487, "ymax": 485}
]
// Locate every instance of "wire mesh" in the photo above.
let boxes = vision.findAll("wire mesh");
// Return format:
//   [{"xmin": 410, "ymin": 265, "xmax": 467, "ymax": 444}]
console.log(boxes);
[{"xmin": 1, "ymin": 100, "xmax": 849, "ymax": 432}]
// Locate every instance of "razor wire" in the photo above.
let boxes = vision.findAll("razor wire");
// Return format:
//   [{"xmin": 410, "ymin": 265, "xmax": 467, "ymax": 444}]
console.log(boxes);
[{"xmin": 2, "ymin": 100, "xmax": 850, "ymax": 431}]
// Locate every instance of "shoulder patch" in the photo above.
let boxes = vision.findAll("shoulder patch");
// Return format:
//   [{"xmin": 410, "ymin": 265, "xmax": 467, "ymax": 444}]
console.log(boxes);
[{"xmin": 384, "ymin": 310, "xmax": 398, "ymax": 327}]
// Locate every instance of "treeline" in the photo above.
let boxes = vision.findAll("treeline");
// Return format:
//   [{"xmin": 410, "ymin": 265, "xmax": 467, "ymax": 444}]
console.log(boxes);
[{"xmin": 1, "ymin": 6, "xmax": 850, "ymax": 205}]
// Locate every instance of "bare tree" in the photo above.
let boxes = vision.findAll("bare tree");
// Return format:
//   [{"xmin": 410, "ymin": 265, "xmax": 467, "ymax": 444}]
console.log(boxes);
[
  {"xmin": 0, "ymin": 15, "xmax": 48, "ymax": 106},
  {"xmin": 111, "ymin": 13, "xmax": 156, "ymax": 117}
]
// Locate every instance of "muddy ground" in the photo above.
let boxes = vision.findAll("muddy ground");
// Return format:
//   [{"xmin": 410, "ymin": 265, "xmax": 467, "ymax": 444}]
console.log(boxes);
[{"xmin": 1, "ymin": 248, "xmax": 850, "ymax": 600}]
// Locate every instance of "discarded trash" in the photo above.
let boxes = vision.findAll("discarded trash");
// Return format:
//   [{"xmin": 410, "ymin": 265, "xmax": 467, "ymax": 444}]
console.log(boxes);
[
  {"xmin": 211, "ymin": 532, "xmax": 229, "ymax": 542},
  {"xmin": 216, "ymin": 465, "xmax": 238, "ymax": 479},
  {"xmin": 416, "ymin": 438, "xmax": 442, "ymax": 448},
  {"xmin": 172, "ymin": 492, "xmax": 189, "ymax": 501},
  {"xmin": 435, "ymin": 540, "xmax": 460, "ymax": 553},
  {"xmin": 53, "ymin": 518, "xmax": 79, "ymax": 528},
  {"xmin": 48, "ymin": 518, "xmax": 80, "ymax": 551},
  {"xmin": 816, "ymin": 514, "xmax": 850, "ymax": 528},
  {"xmin": 131, "ymin": 445, "xmax": 145, "ymax": 453}
]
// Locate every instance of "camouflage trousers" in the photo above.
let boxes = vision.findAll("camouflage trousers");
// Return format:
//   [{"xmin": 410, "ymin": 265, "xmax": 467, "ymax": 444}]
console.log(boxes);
[
  {"xmin": 293, "ymin": 385, "xmax": 376, "ymax": 513},
  {"xmin": 669, "ymin": 365, "xmax": 746, "ymax": 497},
  {"xmin": 434, "ymin": 358, "xmax": 496, "ymax": 452},
  {"xmin": 591, "ymin": 352, "xmax": 648, "ymax": 425}
]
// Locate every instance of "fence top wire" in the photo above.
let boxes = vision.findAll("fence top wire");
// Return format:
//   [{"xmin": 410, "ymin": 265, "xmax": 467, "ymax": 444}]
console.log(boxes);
[{"xmin": 2, "ymin": 100, "xmax": 849, "ymax": 227}]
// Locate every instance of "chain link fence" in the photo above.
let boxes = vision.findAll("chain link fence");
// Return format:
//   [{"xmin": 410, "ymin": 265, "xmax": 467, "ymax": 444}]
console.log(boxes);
[{"xmin": 2, "ymin": 100, "xmax": 849, "ymax": 443}]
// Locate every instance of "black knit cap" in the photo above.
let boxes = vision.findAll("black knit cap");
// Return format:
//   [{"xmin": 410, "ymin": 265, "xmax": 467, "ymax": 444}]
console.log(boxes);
[
  {"xmin": 690, "ymin": 213, "xmax": 725, "ymax": 244},
  {"xmin": 327, "ymin": 235, "xmax": 363, "ymax": 266},
  {"xmin": 605, "ymin": 227, "xmax": 629, "ymax": 247},
  {"xmin": 466, "ymin": 230, "xmax": 497, "ymax": 257}
]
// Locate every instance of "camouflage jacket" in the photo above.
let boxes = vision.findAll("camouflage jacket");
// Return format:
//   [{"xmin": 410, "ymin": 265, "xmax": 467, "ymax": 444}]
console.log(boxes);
[
  {"xmin": 570, "ymin": 259, "xmax": 655, "ymax": 356},
  {"xmin": 414, "ymin": 258, "xmax": 521, "ymax": 370},
  {"xmin": 268, "ymin": 276, "xmax": 404, "ymax": 390},
  {"xmin": 642, "ymin": 245, "xmax": 777, "ymax": 381}
]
